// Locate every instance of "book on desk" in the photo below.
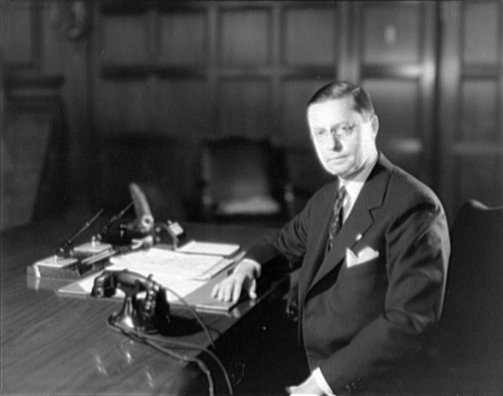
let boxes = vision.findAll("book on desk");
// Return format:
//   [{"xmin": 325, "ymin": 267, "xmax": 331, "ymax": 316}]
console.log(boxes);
[{"xmin": 54, "ymin": 241, "xmax": 243, "ymax": 313}]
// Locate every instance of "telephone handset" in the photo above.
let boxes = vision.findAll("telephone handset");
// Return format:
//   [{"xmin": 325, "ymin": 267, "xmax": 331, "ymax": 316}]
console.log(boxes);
[
  {"xmin": 97, "ymin": 183, "xmax": 155, "ymax": 246},
  {"xmin": 98, "ymin": 182, "xmax": 181, "ymax": 248},
  {"xmin": 92, "ymin": 270, "xmax": 170, "ymax": 333}
]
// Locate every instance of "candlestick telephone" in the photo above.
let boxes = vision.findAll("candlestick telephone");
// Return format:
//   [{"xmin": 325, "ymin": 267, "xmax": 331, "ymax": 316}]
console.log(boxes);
[{"xmin": 91, "ymin": 269, "xmax": 170, "ymax": 333}]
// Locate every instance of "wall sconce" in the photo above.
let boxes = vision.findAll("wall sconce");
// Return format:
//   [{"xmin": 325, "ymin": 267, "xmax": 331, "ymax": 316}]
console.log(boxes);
[{"xmin": 50, "ymin": 1, "xmax": 89, "ymax": 41}]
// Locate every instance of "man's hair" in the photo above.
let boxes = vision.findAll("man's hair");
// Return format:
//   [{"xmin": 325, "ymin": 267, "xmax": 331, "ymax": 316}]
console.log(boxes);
[{"xmin": 308, "ymin": 81, "xmax": 375, "ymax": 121}]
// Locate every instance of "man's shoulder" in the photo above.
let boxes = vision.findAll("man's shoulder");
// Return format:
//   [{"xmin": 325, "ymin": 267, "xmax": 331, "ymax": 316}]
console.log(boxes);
[{"xmin": 386, "ymin": 162, "xmax": 442, "ymax": 207}]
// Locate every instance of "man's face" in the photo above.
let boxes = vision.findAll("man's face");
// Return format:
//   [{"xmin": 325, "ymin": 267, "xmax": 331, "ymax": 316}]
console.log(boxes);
[{"xmin": 307, "ymin": 97, "xmax": 378, "ymax": 179}]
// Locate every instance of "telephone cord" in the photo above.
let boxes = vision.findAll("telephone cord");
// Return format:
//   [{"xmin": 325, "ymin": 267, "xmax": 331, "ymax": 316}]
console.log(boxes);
[{"xmin": 110, "ymin": 323, "xmax": 234, "ymax": 396}]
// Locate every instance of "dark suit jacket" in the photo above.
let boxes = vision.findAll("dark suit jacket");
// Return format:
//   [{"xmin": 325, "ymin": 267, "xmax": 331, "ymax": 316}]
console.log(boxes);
[{"xmin": 246, "ymin": 154, "xmax": 450, "ymax": 394}]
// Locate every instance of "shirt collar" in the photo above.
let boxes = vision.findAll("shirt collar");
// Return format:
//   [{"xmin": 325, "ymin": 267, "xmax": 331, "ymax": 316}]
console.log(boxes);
[{"xmin": 338, "ymin": 155, "xmax": 378, "ymax": 219}]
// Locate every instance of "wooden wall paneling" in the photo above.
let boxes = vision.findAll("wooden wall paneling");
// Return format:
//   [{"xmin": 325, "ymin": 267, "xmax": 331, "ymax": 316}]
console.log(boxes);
[
  {"xmin": 152, "ymin": 77, "xmax": 211, "ymax": 137},
  {"xmin": 1, "ymin": 2, "xmax": 76, "ymax": 228},
  {"xmin": 277, "ymin": 2, "xmax": 340, "ymax": 147},
  {"xmin": 100, "ymin": 1, "xmax": 148, "ymax": 15},
  {"xmin": 500, "ymin": 0, "xmax": 503, "ymax": 191},
  {"xmin": 276, "ymin": 2, "xmax": 343, "ymax": 198},
  {"xmin": 282, "ymin": 4, "xmax": 338, "ymax": 66},
  {"xmin": 419, "ymin": 2, "xmax": 440, "ymax": 189},
  {"xmin": 94, "ymin": 2, "xmax": 211, "ymax": 215},
  {"xmin": 458, "ymin": 0, "xmax": 503, "ymax": 211},
  {"xmin": 39, "ymin": 2, "xmax": 93, "ymax": 211},
  {"xmin": 437, "ymin": 1, "xmax": 462, "ymax": 221},
  {"xmin": 0, "ymin": 1, "xmax": 39, "ymax": 68},
  {"xmin": 101, "ymin": 13, "xmax": 149, "ymax": 66},
  {"xmin": 90, "ymin": 0, "xmax": 105, "ymax": 210},
  {"xmin": 214, "ymin": 3, "xmax": 275, "ymax": 141},
  {"xmin": 96, "ymin": 4, "xmax": 158, "ymax": 135},
  {"xmin": 459, "ymin": 79, "xmax": 499, "ymax": 143},
  {"xmin": 98, "ymin": 78, "xmax": 150, "ymax": 133},
  {"xmin": 362, "ymin": 78, "xmax": 425, "ymax": 180},
  {"xmin": 218, "ymin": 6, "xmax": 271, "ymax": 66},
  {"xmin": 337, "ymin": 2, "xmax": 359, "ymax": 83},
  {"xmin": 357, "ymin": 1, "xmax": 437, "ymax": 187},
  {"xmin": 217, "ymin": 78, "xmax": 273, "ymax": 138},
  {"xmin": 270, "ymin": 2, "xmax": 282, "ymax": 145},
  {"xmin": 158, "ymin": 9, "xmax": 207, "ymax": 66},
  {"xmin": 462, "ymin": 1, "xmax": 500, "ymax": 65},
  {"xmin": 439, "ymin": 0, "xmax": 503, "ymax": 219},
  {"xmin": 362, "ymin": 4, "xmax": 421, "ymax": 65}
]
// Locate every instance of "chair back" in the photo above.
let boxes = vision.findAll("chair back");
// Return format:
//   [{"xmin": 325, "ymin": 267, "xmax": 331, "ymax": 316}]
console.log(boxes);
[
  {"xmin": 440, "ymin": 200, "xmax": 503, "ymax": 362},
  {"xmin": 201, "ymin": 136, "xmax": 288, "ymax": 222}
]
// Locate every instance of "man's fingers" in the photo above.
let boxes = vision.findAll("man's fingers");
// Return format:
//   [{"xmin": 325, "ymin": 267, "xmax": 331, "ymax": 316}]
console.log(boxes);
[
  {"xmin": 231, "ymin": 279, "xmax": 243, "ymax": 302},
  {"xmin": 211, "ymin": 279, "xmax": 229, "ymax": 299},
  {"xmin": 222, "ymin": 278, "xmax": 236, "ymax": 302},
  {"xmin": 248, "ymin": 278, "xmax": 257, "ymax": 300},
  {"xmin": 211, "ymin": 273, "xmax": 257, "ymax": 303}
]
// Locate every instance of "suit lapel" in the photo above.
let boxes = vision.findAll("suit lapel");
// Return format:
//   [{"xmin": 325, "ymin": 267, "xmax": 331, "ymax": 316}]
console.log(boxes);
[
  {"xmin": 298, "ymin": 181, "xmax": 339, "ymax": 305},
  {"xmin": 304, "ymin": 154, "xmax": 393, "ymax": 299}
]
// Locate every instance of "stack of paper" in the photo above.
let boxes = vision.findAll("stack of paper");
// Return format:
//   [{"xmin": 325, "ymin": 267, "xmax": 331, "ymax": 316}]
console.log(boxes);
[{"xmin": 109, "ymin": 247, "xmax": 234, "ymax": 280}]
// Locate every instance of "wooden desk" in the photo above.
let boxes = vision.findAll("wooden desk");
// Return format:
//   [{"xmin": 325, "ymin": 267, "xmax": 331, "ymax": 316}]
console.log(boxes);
[{"xmin": 0, "ymin": 215, "xmax": 290, "ymax": 395}]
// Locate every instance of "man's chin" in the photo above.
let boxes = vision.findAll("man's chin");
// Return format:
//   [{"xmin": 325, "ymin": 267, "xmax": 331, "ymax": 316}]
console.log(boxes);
[
  {"xmin": 323, "ymin": 163, "xmax": 362, "ymax": 179},
  {"xmin": 323, "ymin": 163, "xmax": 345, "ymax": 176}
]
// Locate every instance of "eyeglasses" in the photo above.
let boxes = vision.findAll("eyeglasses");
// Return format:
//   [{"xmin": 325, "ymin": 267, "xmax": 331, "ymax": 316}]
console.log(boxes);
[{"xmin": 312, "ymin": 120, "xmax": 371, "ymax": 141}]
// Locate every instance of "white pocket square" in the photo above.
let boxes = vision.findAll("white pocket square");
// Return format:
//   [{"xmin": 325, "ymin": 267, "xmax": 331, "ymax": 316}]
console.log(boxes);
[{"xmin": 346, "ymin": 247, "xmax": 379, "ymax": 268}]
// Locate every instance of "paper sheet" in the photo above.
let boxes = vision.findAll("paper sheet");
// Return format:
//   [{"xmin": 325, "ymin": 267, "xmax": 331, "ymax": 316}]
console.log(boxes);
[
  {"xmin": 177, "ymin": 240, "xmax": 240, "ymax": 257},
  {"xmin": 109, "ymin": 247, "xmax": 233, "ymax": 280},
  {"xmin": 59, "ymin": 269, "xmax": 204, "ymax": 302}
]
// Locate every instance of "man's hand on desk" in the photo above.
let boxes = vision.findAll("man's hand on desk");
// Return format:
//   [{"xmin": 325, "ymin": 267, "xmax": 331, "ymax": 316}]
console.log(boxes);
[{"xmin": 211, "ymin": 259, "xmax": 261, "ymax": 302}]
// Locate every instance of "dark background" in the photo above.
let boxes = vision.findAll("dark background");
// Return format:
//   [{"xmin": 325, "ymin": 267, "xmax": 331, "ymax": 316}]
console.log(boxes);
[{"xmin": 1, "ymin": 0, "xmax": 502, "ymax": 230}]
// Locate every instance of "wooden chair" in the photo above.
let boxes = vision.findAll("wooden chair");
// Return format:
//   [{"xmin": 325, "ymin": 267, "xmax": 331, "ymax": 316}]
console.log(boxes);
[{"xmin": 200, "ymin": 136, "xmax": 294, "ymax": 227}]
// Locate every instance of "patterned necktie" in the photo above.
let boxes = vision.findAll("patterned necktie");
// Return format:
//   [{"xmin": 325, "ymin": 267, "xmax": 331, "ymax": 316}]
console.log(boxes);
[{"xmin": 327, "ymin": 186, "xmax": 347, "ymax": 251}]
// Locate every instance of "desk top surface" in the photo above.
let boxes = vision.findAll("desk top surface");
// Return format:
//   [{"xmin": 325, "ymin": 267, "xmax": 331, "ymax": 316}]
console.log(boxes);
[{"xmin": 0, "ymin": 215, "xmax": 281, "ymax": 395}]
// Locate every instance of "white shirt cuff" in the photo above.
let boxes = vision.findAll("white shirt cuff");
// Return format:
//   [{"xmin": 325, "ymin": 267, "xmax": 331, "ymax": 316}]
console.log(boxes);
[{"xmin": 313, "ymin": 367, "xmax": 335, "ymax": 396}]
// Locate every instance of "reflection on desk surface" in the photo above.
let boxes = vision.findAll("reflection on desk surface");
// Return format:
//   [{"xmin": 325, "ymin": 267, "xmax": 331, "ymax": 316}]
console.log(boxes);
[{"xmin": 1, "ymin": 217, "xmax": 288, "ymax": 395}]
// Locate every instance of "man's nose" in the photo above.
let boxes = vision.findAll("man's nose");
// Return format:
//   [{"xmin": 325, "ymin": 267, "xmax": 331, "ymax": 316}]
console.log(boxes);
[{"xmin": 330, "ymin": 135, "xmax": 343, "ymax": 152}]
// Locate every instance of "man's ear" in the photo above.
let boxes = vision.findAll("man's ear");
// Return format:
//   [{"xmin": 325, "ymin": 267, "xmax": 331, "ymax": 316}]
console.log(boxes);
[{"xmin": 371, "ymin": 115, "xmax": 379, "ymax": 137}]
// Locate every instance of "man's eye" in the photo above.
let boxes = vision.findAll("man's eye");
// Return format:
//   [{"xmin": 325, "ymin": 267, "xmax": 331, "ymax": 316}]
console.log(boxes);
[
  {"xmin": 338, "ymin": 124, "xmax": 354, "ymax": 136},
  {"xmin": 315, "ymin": 130, "xmax": 326, "ymax": 137}
]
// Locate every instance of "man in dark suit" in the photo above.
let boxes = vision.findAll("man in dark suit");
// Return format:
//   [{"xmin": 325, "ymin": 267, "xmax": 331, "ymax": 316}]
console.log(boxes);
[{"xmin": 212, "ymin": 81, "xmax": 450, "ymax": 395}]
